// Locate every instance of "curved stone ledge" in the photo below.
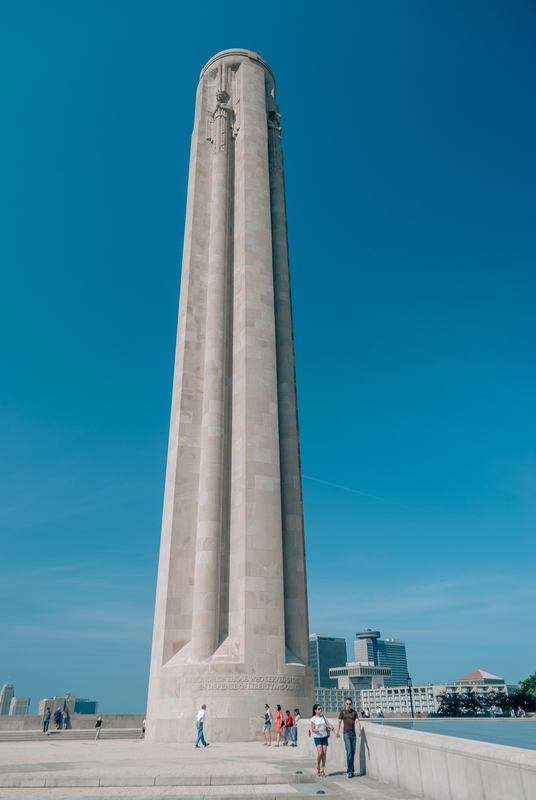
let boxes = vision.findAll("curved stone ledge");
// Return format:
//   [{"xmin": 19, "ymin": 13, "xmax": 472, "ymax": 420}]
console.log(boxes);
[{"xmin": 200, "ymin": 49, "xmax": 275, "ymax": 82}]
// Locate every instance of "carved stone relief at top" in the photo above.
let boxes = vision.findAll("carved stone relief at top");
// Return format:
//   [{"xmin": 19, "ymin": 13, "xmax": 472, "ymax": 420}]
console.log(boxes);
[
  {"xmin": 268, "ymin": 110, "xmax": 282, "ymax": 174},
  {"xmin": 205, "ymin": 62, "xmax": 243, "ymax": 154}
]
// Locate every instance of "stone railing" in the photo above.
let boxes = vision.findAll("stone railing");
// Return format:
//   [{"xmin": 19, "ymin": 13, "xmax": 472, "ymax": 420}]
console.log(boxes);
[{"xmin": 297, "ymin": 718, "xmax": 536, "ymax": 800}]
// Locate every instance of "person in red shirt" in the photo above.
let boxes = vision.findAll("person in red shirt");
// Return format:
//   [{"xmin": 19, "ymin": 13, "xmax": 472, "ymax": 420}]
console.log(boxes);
[
  {"xmin": 275, "ymin": 705, "xmax": 285, "ymax": 746},
  {"xmin": 283, "ymin": 710, "xmax": 293, "ymax": 745}
]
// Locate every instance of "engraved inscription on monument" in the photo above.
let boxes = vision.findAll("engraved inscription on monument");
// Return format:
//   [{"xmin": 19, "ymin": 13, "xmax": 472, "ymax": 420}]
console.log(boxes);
[{"xmin": 184, "ymin": 676, "xmax": 305, "ymax": 693}]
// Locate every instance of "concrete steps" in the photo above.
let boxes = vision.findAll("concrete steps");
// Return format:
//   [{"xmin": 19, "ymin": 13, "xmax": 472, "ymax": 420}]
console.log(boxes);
[
  {"xmin": 0, "ymin": 771, "xmax": 345, "ymax": 798},
  {"xmin": 0, "ymin": 792, "xmax": 341, "ymax": 799},
  {"xmin": 0, "ymin": 728, "xmax": 140, "ymax": 742},
  {"xmin": 0, "ymin": 772, "xmax": 317, "ymax": 787},
  {"xmin": 4, "ymin": 788, "xmax": 340, "ymax": 800},
  {"xmin": 0, "ymin": 772, "xmax": 345, "ymax": 796}
]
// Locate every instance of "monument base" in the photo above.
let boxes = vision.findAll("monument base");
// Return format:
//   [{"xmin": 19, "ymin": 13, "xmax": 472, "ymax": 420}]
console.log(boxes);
[{"xmin": 146, "ymin": 656, "xmax": 313, "ymax": 743}]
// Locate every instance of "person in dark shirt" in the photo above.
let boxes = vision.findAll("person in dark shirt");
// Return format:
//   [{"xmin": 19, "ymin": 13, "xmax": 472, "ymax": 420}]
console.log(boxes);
[
  {"xmin": 335, "ymin": 698, "xmax": 361, "ymax": 778},
  {"xmin": 95, "ymin": 717, "xmax": 103, "ymax": 740}
]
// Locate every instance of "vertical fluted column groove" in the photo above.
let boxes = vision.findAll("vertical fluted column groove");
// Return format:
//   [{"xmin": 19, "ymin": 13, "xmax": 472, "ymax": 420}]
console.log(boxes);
[
  {"xmin": 191, "ymin": 70, "xmax": 231, "ymax": 661},
  {"xmin": 268, "ymin": 111, "xmax": 309, "ymax": 664},
  {"xmin": 229, "ymin": 61, "xmax": 286, "ymax": 662}
]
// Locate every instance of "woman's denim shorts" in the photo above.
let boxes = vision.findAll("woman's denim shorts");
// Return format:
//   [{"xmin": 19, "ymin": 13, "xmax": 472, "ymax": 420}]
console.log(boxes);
[
  {"xmin": 314, "ymin": 736, "xmax": 329, "ymax": 746},
  {"xmin": 263, "ymin": 722, "xmax": 271, "ymax": 728}
]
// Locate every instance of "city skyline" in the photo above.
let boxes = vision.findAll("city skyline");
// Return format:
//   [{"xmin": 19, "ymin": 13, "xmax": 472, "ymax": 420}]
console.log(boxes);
[
  {"xmin": 2, "ymin": 0, "xmax": 535, "ymax": 713},
  {"xmin": 0, "ymin": 685, "xmax": 98, "ymax": 717}
]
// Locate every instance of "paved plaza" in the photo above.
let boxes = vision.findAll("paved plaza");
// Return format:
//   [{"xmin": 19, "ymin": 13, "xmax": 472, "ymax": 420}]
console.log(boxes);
[{"xmin": 0, "ymin": 738, "xmax": 423, "ymax": 799}]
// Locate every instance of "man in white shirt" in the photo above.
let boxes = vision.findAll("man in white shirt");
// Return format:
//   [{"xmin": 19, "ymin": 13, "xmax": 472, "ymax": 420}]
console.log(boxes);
[{"xmin": 195, "ymin": 704, "xmax": 209, "ymax": 748}]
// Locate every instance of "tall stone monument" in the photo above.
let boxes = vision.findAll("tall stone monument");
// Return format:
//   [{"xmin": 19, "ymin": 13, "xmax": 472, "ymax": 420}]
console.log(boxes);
[{"xmin": 146, "ymin": 49, "xmax": 312, "ymax": 743}]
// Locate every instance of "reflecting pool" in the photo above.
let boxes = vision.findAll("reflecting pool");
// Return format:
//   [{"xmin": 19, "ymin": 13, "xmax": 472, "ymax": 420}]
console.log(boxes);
[{"xmin": 373, "ymin": 719, "xmax": 536, "ymax": 750}]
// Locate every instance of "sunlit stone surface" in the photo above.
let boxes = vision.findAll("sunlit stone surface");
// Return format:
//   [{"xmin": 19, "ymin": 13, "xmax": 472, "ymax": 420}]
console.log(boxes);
[{"xmin": 146, "ymin": 49, "xmax": 313, "ymax": 743}]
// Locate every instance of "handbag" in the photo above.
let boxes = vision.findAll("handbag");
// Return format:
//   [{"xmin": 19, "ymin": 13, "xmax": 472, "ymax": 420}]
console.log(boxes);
[{"xmin": 323, "ymin": 715, "xmax": 331, "ymax": 738}]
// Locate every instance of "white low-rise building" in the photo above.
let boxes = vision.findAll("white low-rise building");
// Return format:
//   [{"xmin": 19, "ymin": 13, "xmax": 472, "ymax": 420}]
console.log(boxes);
[
  {"xmin": 314, "ymin": 667, "xmax": 509, "ymax": 715},
  {"xmin": 9, "ymin": 697, "xmax": 30, "ymax": 716}
]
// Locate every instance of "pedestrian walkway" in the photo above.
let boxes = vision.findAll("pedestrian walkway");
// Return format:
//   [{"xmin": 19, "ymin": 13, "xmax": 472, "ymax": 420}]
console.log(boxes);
[{"xmin": 0, "ymin": 739, "xmax": 424, "ymax": 799}]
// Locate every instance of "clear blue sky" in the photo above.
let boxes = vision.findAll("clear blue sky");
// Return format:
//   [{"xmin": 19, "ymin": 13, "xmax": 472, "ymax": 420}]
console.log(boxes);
[{"xmin": 1, "ymin": 1, "xmax": 535, "ymax": 713}]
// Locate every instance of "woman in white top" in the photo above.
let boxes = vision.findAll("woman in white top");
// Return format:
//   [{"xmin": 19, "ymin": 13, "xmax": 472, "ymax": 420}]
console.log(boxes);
[
  {"xmin": 291, "ymin": 708, "xmax": 300, "ymax": 746},
  {"xmin": 310, "ymin": 704, "xmax": 334, "ymax": 777}
]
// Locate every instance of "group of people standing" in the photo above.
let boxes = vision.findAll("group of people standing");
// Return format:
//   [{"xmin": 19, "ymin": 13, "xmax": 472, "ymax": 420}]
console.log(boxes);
[
  {"xmin": 193, "ymin": 698, "xmax": 360, "ymax": 780},
  {"xmin": 262, "ymin": 705, "xmax": 300, "ymax": 746},
  {"xmin": 42, "ymin": 707, "xmax": 103, "ymax": 739},
  {"xmin": 42, "ymin": 707, "xmax": 69, "ymax": 733}
]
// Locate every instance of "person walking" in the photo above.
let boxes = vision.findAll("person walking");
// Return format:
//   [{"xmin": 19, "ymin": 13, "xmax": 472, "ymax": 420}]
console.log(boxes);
[
  {"xmin": 195, "ymin": 704, "xmax": 209, "ymax": 747},
  {"xmin": 283, "ymin": 709, "xmax": 293, "ymax": 745},
  {"xmin": 335, "ymin": 697, "xmax": 362, "ymax": 779},
  {"xmin": 262, "ymin": 704, "xmax": 272, "ymax": 746},
  {"xmin": 518, "ymin": 706, "xmax": 525, "ymax": 718},
  {"xmin": 53, "ymin": 708, "xmax": 62, "ymax": 730},
  {"xmin": 310, "ymin": 704, "xmax": 334, "ymax": 777},
  {"xmin": 95, "ymin": 717, "xmax": 103, "ymax": 739},
  {"xmin": 275, "ymin": 705, "xmax": 285, "ymax": 746},
  {"xmin": 290, "ymin": 709, "xmax": 300, "ymax": 746},
  {"xmin": 510, "ymin": 708, "xmax": 516, "ymax": 718},
  {"xmin": 62, "ymin": 710, "xmax": 69, "ymax": 730},
  {"xmin": 140, "ymin": 717, "xmax": 146, "ymax": 738},
  {"xmin": 43, "ymin": 707, "xmax": 51, "ymax": 735}
]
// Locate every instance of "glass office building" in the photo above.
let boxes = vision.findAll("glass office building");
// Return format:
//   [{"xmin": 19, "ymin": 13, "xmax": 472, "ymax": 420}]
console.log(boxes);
[
  {"xmin": 309, "ymin": 634, "xmax": 348, "ymax": 688},
  {"xmin": 354, "ymin": 630, "xmax": 409, "ymax": 687}
]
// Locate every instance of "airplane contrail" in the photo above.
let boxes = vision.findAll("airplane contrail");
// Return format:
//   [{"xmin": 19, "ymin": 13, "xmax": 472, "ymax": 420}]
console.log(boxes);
[{"xmin": 302, "ymin": 475, "xmax": 425, "ymax": 512}]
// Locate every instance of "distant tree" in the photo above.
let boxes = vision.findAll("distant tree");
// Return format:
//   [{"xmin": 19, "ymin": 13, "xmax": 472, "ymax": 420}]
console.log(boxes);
[
  {"xmin": 478, "ymin": 691, "xmax": 510, "ymax": 714},
  {"xmin": 509, "ymin": 690, "xmax": 536, "ymax": 713},
  {"xmin": 518, "ymin": 672, "xmax": 536, "ymax": 697},
  {"xmin": 459, "ymin": 690, "xmax": 482, "ymax": 716},
  {"xmin": 436, "ymin": 692, "xmax": 463, "ymax": 717},
  {"xmin": 487, "ymin": 691, "xmax": 510, "ymax": 712}
]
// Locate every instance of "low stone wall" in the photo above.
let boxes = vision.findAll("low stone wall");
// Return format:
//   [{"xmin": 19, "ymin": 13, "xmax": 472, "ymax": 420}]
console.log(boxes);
[
  {"xmin": 0, "ymin": 714, "xmax": 144, "ymax": 731},
  {"xmin": 296, "ymin": 718, "xmax": 536, "ymax": 799},
  {"xmin": 362, "ymin": 722, "xmax": 536, "ymax": 800}
]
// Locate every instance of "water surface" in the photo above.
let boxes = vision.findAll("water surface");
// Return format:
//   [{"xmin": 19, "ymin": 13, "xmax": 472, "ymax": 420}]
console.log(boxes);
[{"xmin": 374, "ymin": 719, "xmax": 536, "ymax": 751}]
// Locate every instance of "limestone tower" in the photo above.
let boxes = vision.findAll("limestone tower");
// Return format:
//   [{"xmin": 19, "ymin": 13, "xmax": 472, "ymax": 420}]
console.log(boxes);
[{"xmin": 147, "ymin": 49, "xmax": 312, "ymax": 743}]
